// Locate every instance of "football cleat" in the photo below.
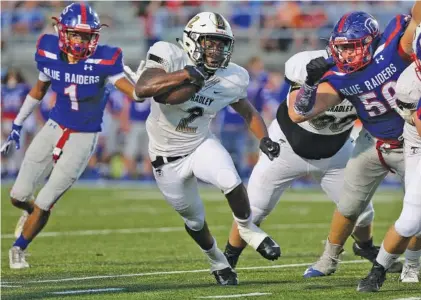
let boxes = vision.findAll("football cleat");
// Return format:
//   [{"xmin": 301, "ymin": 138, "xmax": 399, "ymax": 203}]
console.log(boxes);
[
  {"xmin": 303, "ymin": 242, "xmax": 342, "ymax": 278},
  {"xmin": 357, "ymin": 262, "xmax": 386, "ymax": 292},
  {"xmin": 9, "ymin": 246, "xmax": 29, "ymax": 269},
  {"xmin": 14, "ymin": 211, "xmax": 29, "ymax": 238},
  {"xmin": 212, "ymin": 267, "xmax": 238, "ymax": 286},
  {"xmin": 237, "ymin": 222, "xmax": 281, "ymax": 261},
  {"xmin": 256, "ymin": 236, "xmax": 281, "ymax": 261},
  {"xmin": 400, "ymin": 263, "xmax": 420, "ymax": 283},
  {"xmin": 352, "ymin": 242, "xmax": 403, "ymax": 273}
]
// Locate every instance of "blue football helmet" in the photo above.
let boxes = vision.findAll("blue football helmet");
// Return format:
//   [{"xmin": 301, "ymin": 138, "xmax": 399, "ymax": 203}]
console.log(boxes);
[
  {"xmin": 329, "ymin": 11, "xmax": 380, "ymax": 73},
  {"xmin": 413, "ymin": 23, "xmax": 421, "ymax": 80},
  {"xmin": 52, "ymin": 3, "xmax": 106, "ymax": 59}
]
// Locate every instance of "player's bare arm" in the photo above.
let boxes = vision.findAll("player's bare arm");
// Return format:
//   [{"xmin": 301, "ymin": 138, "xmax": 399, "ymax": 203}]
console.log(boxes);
[
  {"xmin": 230, "ymin": 99, "xmax": 280, "ymax": 160},
  {"xmin": 399, "ymin": 1, "xmax": 421, "ymax": 56},
  {"xmin": 113, "ymin": 77, "xmax": 144, "ymax": 102},
  {"xmin": 288, "ymin": 82, "xmax": 342, "ymax": 123},
  {"xmin": 29, "ymin": 79, "xmax": 51, "ymax": 100},
  {"xmin": 230, "ymin": 99, "xmax": 268, "ymax": 140}
]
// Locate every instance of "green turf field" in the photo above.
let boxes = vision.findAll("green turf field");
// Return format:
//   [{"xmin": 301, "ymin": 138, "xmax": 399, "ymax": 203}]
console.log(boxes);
[{"xmin": 1, "ymin": 186, "xmax": 419, "ymax": 299}]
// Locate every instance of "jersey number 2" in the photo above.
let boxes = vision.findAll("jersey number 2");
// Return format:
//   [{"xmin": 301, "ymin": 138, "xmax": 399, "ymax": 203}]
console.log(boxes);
[
  {"xmin": 176, "ymin": 106, "xmax": 204, "ymax": 133},
  {"xmin": 64, "ymin": 84, "xmax": 79, "ymax": 111}
]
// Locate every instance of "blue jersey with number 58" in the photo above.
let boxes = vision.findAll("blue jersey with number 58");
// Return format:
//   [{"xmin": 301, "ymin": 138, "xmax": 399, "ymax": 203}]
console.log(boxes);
[
  {"xmin": 321, "ymin": 15, "xmax": 411, "ymax": 140},
  {"xmin": 35, "ymin": 34, "xmax": 124, "ymax": 132}
]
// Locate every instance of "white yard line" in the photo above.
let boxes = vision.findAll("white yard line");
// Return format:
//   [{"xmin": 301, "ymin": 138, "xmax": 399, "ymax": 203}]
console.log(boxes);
[
  {"xmin": 50, "ymin": 288, "xmax": 124, "ymax": 295},
  {"xmin": 1, "ymin": 285, "xmax": 22, "ymax": 288},
  {"xmin": 197, "ymin": 292, "xmax": 272, "ymax": 299},
  {"xmin": 6, "ymin": 259, "xmax": 369, "ymax": 285},
  {"xmin": 1, "ymin": 222, "xmax": 391, "ymax": 239}
]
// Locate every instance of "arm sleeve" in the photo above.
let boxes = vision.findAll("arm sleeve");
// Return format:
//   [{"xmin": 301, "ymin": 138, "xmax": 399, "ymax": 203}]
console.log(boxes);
[{"xmin": 38, "ymin": 72, "xmax": 50, "ymax": 82}]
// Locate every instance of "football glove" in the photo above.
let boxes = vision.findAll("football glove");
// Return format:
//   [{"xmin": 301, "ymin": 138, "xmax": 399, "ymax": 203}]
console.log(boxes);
[
  {"xmin": 305, "ymin": 57, "xmax": 335, "ymax": 86},
  {"xmin": 184, "ymin": 64, "xmax": 209, "ymax": 88},
  {"xmin": 395, "ymin": 99, "xmax": 417, "ymax": 125},
  {"xmin": 1, "ymin": 123, "xmax": 22, "ymax": 154},
  {"xmin": 260, "ymin": 137, "xmax": 280, "ymax": 161},
  {"xmin": 124, "ymin": 60, "xmax": 146, "ymax": 84}
]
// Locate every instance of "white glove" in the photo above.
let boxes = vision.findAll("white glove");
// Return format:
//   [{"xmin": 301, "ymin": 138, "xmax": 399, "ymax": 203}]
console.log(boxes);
[
  {"xmin": 124, "ymin": 60, "xmax": 146, "ymax": 84},
  {"xmin": 395, "ymin": 99, "xmax": 416, "ymax": 125}
]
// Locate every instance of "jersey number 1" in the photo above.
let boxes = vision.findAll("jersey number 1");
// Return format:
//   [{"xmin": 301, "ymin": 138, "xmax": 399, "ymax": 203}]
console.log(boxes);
[{"xmin": 64, "ymin": 84, "xmax": 79, "ymax": 111}]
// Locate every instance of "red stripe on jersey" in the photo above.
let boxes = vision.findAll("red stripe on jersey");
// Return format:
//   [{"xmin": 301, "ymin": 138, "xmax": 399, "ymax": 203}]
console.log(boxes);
[
  {"xmin": 417, "ymin": 106, "xmax": 421, "ymax": 120},
  {"xmin": 80, "ymin": 3, "xmax": 87, "ymax": 24},
  {"xmin": 385, "ymin": 15, "xmax": 402, "ymax": 47},
  {"xmin": 37, "ymin": 49, "xmax": 46, "ymax": 57},
  {"xmin": 337, "ymin": 13, "xmax": 351, "ymax": 32},
  {"xmin": 99, "ymin": 48, "xmax": 122, "ymax": 65},
  {"xmin": 321, "ymin": 70, "xmax": 336, "ymax": 80}
]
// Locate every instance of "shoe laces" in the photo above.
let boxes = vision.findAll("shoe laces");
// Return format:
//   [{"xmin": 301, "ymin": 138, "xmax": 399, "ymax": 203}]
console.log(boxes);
[
  {"xmin": 12, "ymin": 247, "xmax": 26, "ymax": 263},
  {"xmin": 401, "ymin": 263, "xmax": 420, "ymax": 279}
]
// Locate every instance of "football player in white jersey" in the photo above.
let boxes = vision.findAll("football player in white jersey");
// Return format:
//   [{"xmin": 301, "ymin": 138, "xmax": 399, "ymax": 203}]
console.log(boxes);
[
  {"xmin": 223, "ymin": 49, "xmax": 398, "ymax": 271},
  {"xmin": 126, "ymin": 12, "xmax": 281, "ymax": 285},
  {"xmin": 357, "ymin": 24, "xmax": 421, "ymax": 292}
]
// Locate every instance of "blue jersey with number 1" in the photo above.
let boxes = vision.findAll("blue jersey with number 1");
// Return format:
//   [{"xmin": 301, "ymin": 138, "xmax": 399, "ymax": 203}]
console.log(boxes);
[
  {"xmin": 321, "ymin": 15, "xmax": 412, "ymax": 140},
  {"xmin": 35, "ymin": 34, "xmax": 124, "ymax": 132}
]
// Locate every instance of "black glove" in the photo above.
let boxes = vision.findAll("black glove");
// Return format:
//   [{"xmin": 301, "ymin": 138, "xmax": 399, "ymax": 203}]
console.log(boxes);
[
  {"xmin": 184, "ymin": 64, "xmax": 209, "ymax": 88},
  {"xmin": 259, "ymin": 137, "xmax": 280, "ymax": 161},
  {"xmin": 305, "ymin": 57, "xmax": 335, "ymax": 86}
]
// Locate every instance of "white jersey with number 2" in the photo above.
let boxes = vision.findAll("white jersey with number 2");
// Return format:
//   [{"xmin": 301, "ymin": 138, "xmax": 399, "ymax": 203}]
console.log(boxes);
[{"xmin": 144, "ymin": 41, "xmax": 249, "ymax": 157}]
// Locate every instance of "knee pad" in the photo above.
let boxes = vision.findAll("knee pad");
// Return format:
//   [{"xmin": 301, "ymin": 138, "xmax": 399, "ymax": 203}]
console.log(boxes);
[
  {"xmin": 355, "ymin": 202, "xmax": 375, "ymax": 227},
  {"xmin": 394, "ymin": 205, "xmax": 421, "ymax": 238},
  {"xmin": 10, "ymin": 187, "xmax": 34, "ymax": 203},
  {"xmin": 184, "ymin": 216, "xmax": 205, "ymax": 232},
  {"xmin": 337, "ymin": 198, "xmax": 368, "ymax": 221},
  {"xmin": 217, "ymin": 168, "xmax": 242, "ymax": 194}
]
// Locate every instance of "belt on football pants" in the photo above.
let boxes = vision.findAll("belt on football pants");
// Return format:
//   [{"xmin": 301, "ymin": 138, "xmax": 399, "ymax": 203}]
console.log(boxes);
[
  {"xmin": 151, "ymin": 155, "xmax": 186, "ymax": 169},
  {"xmin": 375, "ymin": 138, "xmax": 403, "ymax": 174},
  {"xmin": 53, "ymin": 125, "xmax": 76, "ymax": 163}
]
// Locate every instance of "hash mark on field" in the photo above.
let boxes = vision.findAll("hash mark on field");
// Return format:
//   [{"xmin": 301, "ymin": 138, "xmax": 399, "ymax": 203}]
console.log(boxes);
[
  {"xmin": 197, "ymin": 292, "xmax": 272, "ymax": 298},
  {"xmin": 1, "ymin": 222, "xmax": 391, "ymax": 239},
  {"xmin": 50, "ymin": 288, "xmax": 124, "ymax": 295},
  {"xmin": 7, "ymin": 260, "xmax": 369, "ymax": 284}
]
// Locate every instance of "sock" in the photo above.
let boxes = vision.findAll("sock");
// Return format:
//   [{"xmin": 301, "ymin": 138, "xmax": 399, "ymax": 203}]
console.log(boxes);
[
  {"xmin": 356, "ymin": 238, "xmax": 374, "ymax": 249},
  {"xmin": 233, "ymin": 215, "xmax": 251, "ymax": 228},
  {"xmin": 225, "ymin": 241, "xmax": 245, "ymax": 256},
  {"xmin": 325, "ymin": 238, "xmax": 344, "ymax": 257},
  {"xmin": 376, "ymin": 243, "xmax": 400, "ymax": 270},
  {"xmin": 404, "ymin": 249, "xmax": 421, "ymax": 266},
  {"xmin": 13, "ymin": 234, "xmax": 31, "ymax": 250},
  {"xmin": 202, "ymin": 238, "xmax": 230, "ymax": 272}
]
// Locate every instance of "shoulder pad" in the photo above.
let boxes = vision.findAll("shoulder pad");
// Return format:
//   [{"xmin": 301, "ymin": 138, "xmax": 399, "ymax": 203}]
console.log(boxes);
[
  {"xmin": 88, "ymin": 45, "xmax": 122, "ymax": 66},
  {"xmin": 285, "ymin": 50, "xmax": 328, "ymax": 84},
  {"xmin": 145, "ymin": 41, "xmax": 184, "ymax": 72},
  {"xmin": 221, "ymin": 63, "xmax": 250, "ymax": 99},
  {"xmin": 225, "ymin": 63, "xmax": 249, "ymax": 90},
  {"xmin": 396, "ymin": 63, "xmax": 421, "ymax": 104},
  {"xmin": 380, "ymin": 14, "xmax": 411, "ymax": 46},
  {"xmin": 35, "ymin": 34, "xmax": 60, "ymax": 62}
]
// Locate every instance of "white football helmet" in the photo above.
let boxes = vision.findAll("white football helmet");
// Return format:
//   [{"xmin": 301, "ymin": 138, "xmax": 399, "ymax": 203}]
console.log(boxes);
[{"xmin": 178, "ymin": 12, "xmax": 234, "ymax": 71}]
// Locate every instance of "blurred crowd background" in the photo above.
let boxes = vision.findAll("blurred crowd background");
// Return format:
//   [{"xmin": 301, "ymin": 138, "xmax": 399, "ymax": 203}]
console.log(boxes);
[{"xmin": 1, "ymin": 0, "xmax": 409, "ymax": 184}]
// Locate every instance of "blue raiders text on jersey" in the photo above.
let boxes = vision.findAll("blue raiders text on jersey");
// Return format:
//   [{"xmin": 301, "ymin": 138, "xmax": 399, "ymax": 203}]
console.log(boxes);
[
  {"xmin": 321, "ymin": 15, "xmax": 412, "ymax": 141},
  {"xmin": 35, "ymin": 34, "xmax": 124, "ymax": 132}
]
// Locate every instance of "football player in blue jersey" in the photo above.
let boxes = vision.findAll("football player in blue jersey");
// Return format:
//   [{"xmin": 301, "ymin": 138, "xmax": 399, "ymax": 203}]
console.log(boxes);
[
  {"xmin": 1, "ymin": 3, "xmax": 143, "ymax": 269},
  {"xmin": 357, "ymin": 23, "xmax": 421, "ymax": 292},
  {"xmin": 287, "ymin": 3, "xmax": 421, "ymax": 278}
]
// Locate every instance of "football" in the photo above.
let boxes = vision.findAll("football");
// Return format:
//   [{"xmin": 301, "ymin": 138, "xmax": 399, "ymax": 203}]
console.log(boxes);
[{"xmin": 154, "ymin": 82, "xmax": 199, "ymax": 105}]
